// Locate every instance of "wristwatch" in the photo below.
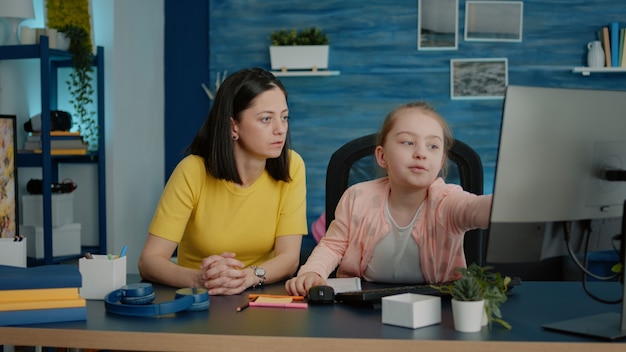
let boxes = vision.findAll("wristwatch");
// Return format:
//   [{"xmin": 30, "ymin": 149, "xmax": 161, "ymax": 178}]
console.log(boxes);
[{"xmin": 250, "ymin": 265, "xmax": 266, "ymax": 288}]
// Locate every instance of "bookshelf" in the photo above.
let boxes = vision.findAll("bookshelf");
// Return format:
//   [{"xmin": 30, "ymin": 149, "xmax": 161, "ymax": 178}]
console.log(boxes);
[{"xmin": 0, "ymin": 36, "xmax": 106, "ymax": 265}]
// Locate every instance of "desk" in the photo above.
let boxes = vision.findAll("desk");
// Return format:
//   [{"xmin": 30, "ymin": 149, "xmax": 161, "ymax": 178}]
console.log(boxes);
[{"xmin": 1, "ymin": 279, "xmax": 624, "ymax": 351}]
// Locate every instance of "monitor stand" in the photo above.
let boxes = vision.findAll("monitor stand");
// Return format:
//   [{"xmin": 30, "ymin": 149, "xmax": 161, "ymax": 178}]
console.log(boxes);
[
  {"xmin": 543, "ymin": 199, "xmax": 626, "ymax": 340},
  {"xmin": 543, "ymin": 312, "xmax": 625, "ymax": 340}
]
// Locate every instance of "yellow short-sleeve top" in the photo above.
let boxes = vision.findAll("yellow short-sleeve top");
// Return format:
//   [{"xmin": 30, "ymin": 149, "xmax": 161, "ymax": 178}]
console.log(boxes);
[{"xmin": 149, "ymin": 150, "xmax": 307, "ymax": 269}]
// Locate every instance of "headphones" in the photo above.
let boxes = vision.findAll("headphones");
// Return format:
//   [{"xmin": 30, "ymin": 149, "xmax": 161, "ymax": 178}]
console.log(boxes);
[{"xmin": 104, "ymin": 283, "xmax": 210, "ymax": 317}]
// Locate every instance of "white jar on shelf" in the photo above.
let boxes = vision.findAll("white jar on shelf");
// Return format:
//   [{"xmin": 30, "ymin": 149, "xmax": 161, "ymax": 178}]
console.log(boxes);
[{"xmin": 587, "ymin": 40, "xmax": 605, "ymax": 68}]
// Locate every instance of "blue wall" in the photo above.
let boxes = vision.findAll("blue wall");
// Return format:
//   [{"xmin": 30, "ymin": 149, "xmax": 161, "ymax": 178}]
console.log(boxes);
[{"xmin": 165, "ymin": 0, "xmax": 626, "ymax": 230}]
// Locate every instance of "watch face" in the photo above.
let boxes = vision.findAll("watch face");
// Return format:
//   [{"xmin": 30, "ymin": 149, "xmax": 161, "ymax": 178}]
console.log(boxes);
[{"xmin": 255, "ymin": 267, "xmax": 266, "ymax": 276}]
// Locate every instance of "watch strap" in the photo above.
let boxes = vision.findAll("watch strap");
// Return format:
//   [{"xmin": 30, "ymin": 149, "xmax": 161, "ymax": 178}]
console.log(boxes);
[{"xmin": 250, "ymin": 265, "xmax": 266, "ymax": 288}]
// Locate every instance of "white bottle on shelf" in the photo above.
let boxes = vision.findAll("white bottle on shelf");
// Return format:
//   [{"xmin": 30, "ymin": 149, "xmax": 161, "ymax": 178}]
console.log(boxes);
[{"xmin": 587, "ymin": 40, "xmax": 605, "ymax": 68}]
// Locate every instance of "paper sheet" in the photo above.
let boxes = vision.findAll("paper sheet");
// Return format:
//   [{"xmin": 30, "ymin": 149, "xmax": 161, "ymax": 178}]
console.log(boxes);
[{"xmin": 327, "ymin": 277, "xmax": 362, "ymax": 293}]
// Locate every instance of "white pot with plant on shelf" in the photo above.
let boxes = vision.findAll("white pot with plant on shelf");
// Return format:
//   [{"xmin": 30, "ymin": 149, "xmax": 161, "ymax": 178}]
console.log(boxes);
[{"xmin": 268, "ymin": 27, "xmax": 329, "ymax": 72}]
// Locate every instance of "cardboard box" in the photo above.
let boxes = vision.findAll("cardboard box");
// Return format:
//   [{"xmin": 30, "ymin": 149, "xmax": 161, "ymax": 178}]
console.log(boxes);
[
  {"xmin": 79, "ymin": 255, "xmax": 127, "ymax": 300},
  {"xmin": 0, "ymin": 238, "xmax": 27, "ymax": 267},
  {"xmin": 21, "ymin": 193, "xmax": 74, "ymax": 227},
  {"xmin": 21, "ymin": 223, "xmax": 81, "ymax": 259},
  {"xmin": 382, "ymin": 293, "xmax": 441, "ymax": 329}
]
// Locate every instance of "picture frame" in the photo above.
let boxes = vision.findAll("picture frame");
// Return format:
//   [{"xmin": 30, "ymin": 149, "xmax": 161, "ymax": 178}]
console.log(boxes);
[
  {"xmin": 0, "ymin": 115, "xmax": 19, "ymax": 239},
  {"xmin": 418, "ymin": 0, "xmax": 458, "ymax": 50},
  {"xmin": 464, "ymin": 1, "xmax": 523, "ymax": 42},
  {"xmin": 450, "ymin": 58, "xmax": 508, "ymax": 100}
]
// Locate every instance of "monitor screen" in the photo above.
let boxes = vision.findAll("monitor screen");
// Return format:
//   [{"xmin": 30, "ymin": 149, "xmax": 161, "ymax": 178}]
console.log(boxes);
[
  {"xmin": 487, "ymin": 85, "xmax": 626, "ymax": 263},
  {"xmin": 486, "ymin": 85, "xmax": 626, "ymax": 340}
]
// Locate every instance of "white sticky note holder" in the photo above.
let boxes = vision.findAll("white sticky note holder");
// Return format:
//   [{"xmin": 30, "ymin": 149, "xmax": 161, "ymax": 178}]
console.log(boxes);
[
  {"xmin": 0, "ymin": 238, "xmax": 27, "ymax": 267},
  {"xmin": 79, "ymin": 255, "xmax": 127, "ymax": 300},
  {"xmin": 382, "ymin": 293, "xmax": 441, "ymax": 329}
]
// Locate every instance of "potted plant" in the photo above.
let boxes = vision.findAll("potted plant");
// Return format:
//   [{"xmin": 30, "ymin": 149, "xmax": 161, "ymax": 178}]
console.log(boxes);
[
  {"xmin": 268, "ymin": 27, "xmax": 330, "ymax": 72},
  {"xmin": 436, "ymin": 264, "xmax": 512, "ymax": 332},
  {"xmin": 448, "ymin": 266, "xmax": 486, "ymax": 332}
]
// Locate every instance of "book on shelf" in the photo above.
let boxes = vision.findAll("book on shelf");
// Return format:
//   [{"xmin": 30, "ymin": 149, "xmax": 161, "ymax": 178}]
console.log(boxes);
[
  {"xmin": 0, "ymin": 295, "xmax": 86, "ymax": 312},
  {"xmin": 601, "ymin": 26, "xmax": 611, "ymax": 67},
  {"xmin": 27, "ymin": 132, "xmax": 83, "ymax": 141},
  {"xmin": 33, "ymin": 148, "xmax": 88, "ymax": 155},
  {"xmin": 610, "ymin": 22, "xmax": 619, "ymax": 69},
  {"xmin": 0, "ymin": 306, "xmax": 86, "ymax": 326},
  {"xmin": 31, "ymin": 131, "xmax": 81, "ymax": 137},
  {"xmin": 621, "ymin": 28, "xmax": 626, "ymax": 67},
  {"xmin": 619, "ymin": 27, "xmax": 625, "ymax": 67},
  {"xmin": 0, "ymin": 264, "xmax": 82, "ymax": 290},
  {"xmin": 0, "ymin": 287, "xmax": 80, "ymax": 302},
  {"xmin": 25, "ymin": 139, "xmax": 88, "ymax": 150}
]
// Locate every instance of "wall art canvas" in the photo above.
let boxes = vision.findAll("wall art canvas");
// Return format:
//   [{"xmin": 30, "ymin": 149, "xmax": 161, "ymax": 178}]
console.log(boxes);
[
  {"xmin": 0, "ymin": 115, "xmax": 18, "ymax": 239},
  {"xmin": 464, "ymin": 1, "xmax": 523, "ymax": 42},
  {"xmin": 450, "ymin": 58, "xmax": 508, "ymax": 99},
  {"xmin": 418, "ymin": 0, "xmax": 458, "ymax": 50}
]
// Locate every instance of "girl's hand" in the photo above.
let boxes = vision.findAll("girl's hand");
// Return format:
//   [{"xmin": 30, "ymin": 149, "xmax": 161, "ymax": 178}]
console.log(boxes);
[{"xmin": 285, "ymin": 272, "xmax": 326, "ymax": 296}]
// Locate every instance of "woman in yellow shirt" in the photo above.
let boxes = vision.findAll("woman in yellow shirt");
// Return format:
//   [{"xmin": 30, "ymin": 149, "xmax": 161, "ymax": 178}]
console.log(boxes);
[{"xmin": 139, "ymin": 68, "xmax": 307, "ymax": 295}]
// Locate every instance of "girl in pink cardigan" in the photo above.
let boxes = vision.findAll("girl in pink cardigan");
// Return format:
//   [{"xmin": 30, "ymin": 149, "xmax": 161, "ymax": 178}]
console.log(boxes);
[{"xmin": 286, "ymin": 102, "xmax": 493, "ymax": 296}]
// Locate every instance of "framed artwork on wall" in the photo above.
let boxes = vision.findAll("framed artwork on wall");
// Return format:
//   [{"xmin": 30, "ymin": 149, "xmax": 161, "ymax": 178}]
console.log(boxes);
[
  {"xmin": 450, "ymin": 58, "xmax": 508, "ymax": 100},
  {"xmin": 418, "ymin": 0, "xmax": 458, "ymax": 50},
  {"xmin": 464, "ymin": 1, "xmax": 523, "ymax": 42},
  {"xmin": 0, "ymin": 115, "xmax": 18, "ymax": 239}
]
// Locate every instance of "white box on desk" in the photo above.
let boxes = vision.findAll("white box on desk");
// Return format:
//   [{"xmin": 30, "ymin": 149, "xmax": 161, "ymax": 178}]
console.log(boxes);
[
  {"xmin": 382, "ymin": 293, "xmax": 441, "ymax": 329},
  {"xmin": 0, "ymin": 238, "xmax": 27, "ymax": 267},
  {"xmin": 79, "ymin": 255, "xmax": 127, "ymax": 300},
  {"xmin": 21, "ymin": 223, "xmax": 81, "ymax": 259},
  {"xmin": 21, "ymin": 193, "xmax": 74, "ymax": 227}
]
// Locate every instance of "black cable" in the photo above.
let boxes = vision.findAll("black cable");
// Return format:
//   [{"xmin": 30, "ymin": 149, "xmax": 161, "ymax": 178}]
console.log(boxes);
[{"xmin": 562, "ymin": 221, "xmax": 621, "ymax": 304}]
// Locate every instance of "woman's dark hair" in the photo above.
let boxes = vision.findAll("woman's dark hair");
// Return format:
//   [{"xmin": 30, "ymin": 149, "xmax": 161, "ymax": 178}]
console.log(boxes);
[{"xmin": 187, "ymin": 68, "xmax": 291, "ymax": 184}]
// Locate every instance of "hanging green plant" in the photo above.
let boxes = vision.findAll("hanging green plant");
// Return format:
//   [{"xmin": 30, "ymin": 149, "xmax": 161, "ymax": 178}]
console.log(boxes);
[
  {"xmin": 59, "ymin": 24, "xmax": 97, "ymax": 149},
  {"xmin": 46, "ymin": 0, "xmax": 98, "ymax": 150}
]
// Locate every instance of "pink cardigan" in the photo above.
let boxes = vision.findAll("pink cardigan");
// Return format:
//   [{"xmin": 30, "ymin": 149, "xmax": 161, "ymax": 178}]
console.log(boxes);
[{"xmin": 299, "ymin": 177, "xmax": 488, "ymax": 283}]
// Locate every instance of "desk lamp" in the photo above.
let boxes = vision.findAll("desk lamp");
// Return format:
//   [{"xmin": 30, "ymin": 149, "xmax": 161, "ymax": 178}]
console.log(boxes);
[{"xmin": 0, "ymin": 0, "xmax": 35, "ymax": 45}]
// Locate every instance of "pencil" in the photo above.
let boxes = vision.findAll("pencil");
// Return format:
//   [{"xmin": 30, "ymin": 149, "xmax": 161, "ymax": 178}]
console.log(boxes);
[{"xmin": 236, "ymin": 301, "xmax": 250, "ymax": 312}]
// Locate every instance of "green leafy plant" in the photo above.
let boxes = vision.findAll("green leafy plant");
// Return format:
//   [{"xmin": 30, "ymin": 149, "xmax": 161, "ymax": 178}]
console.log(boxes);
[
  {"xmin": 451, "ymin": 270, "xmax": 483, "ymax": 301},
  {"xmin": 59, "ymin": 24, "xmax": 98, "ymax": 149},
  {"xmin": 435, "ymin": 263, "xmax": 512, "ymax": 329},
  {"xmin": 269, "ymin": 27, "xmax": 329, "ymax": 46}
]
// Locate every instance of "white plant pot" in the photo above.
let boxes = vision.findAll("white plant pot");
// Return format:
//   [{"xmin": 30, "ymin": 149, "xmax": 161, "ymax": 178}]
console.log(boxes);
[
  {"xmin": 451, "ymin": 299, "xmax": 485, "ymax": 333},
  {"xmin": 269, "ymin": 45, "xmax": 329, "ymax": 71}
]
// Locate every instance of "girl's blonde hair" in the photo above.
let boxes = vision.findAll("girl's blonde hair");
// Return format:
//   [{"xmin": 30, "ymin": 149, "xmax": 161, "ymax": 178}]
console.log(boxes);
[{"xmin": 376, "ymin": 102, "xmax": 454, "ymax": 178}]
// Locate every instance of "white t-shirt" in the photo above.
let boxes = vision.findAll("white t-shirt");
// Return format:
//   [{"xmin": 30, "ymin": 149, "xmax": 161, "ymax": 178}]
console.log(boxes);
[{"xmin": 363, "ymin": 201, "xmax": 425, "ymax": 283}]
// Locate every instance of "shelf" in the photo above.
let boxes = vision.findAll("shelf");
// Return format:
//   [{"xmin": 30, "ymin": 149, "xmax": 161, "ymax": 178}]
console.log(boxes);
[
  {"xmin": 0, "ymin": 36, "xmax": 107, "ymax": 265},
  {"xmin": 0, "ymin": 43, "xmax": 72, "ymax": 61},
  {"xmin": 572, "ymin": 67, "xmax": 626, "ymax": 76},
  {"xmin": 271, "ymin": 70, "xmax": 340, "ymax": 77},
  {"xmin": 17, "ymin": 151, "xmax": 100, "ymax": 167}
]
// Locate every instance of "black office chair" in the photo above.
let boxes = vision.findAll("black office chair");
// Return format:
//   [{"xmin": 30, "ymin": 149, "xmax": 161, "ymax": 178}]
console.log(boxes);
[{"xmin": 324, "ymin": 133, "xmax": 486, "ymax": 266}]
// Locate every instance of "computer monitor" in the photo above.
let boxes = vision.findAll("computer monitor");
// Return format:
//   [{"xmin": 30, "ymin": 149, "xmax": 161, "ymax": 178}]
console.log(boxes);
[{"xmin": 486, "ymin": 85, "xmax": 626, "ymax": 340}]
